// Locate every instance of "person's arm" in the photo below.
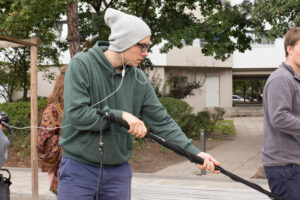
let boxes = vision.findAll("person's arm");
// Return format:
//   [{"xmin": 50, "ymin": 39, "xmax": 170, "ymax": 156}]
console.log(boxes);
[
  {"xmin": 141, "ymin": 81, "xmax": 220, "ymax": 173},
  {"xmin": 64, "ymin": 58, "xmax": 123, "ymax": 131},
  {"xmin": 266, "ymin": 77, "xmax": 300, "ymax": 135}
]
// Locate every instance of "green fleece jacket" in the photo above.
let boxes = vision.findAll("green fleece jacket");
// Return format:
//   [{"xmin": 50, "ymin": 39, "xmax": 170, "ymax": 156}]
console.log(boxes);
[{"xmin": 59, "ymin": 41, "xmax": 200, "ymax": 166}]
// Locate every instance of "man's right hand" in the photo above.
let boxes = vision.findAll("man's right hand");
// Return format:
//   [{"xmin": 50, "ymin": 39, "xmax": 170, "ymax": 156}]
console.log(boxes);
[{"xmin": 122, "ymin": 111, "xmax": 147, "ymax": 138}]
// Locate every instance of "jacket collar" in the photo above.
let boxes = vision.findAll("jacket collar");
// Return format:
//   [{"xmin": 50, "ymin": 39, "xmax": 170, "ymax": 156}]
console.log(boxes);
[{"xmin": 282, "ymin": 62, "xmax": 300, "ymax": 82}]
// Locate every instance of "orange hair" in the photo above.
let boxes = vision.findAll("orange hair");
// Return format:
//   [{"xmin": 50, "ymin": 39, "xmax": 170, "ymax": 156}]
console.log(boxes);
[{"xmin": 47, "ymin": 65, "xmax": 68, "ymax": 108}]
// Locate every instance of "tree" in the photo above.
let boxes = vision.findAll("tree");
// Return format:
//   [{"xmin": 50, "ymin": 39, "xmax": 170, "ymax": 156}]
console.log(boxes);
[
  {"xmin": 248, "ymin": 0, "xmax": 300, "ymax": 40},
  {"xmin": 2, "ymin": 0, "xmax": 294, "ymax": 101},
  {"xmin": 76, "ymin": 0, "xmax": 260, "ymax": 61},
  {"xmin": 233, "ymin": 80, "xmax": 251, "ymax": 100},
  {"xmin": 0, "ymin": 0, "xmax": 66, "ymax": 101},
  {"xmin": 67, "ymin": 1, "xmax": 81, "ymax": 57},
  {"xmin": 165, "ymin": 74, "xmax": 204, "ymax": 99}
]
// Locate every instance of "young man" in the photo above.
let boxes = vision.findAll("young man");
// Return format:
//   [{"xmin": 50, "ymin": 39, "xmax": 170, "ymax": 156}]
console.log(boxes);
[
  {"xmin": 262, "ymin": 27, "xmax": 300, "ymax": 200},
  {"xmin": 58, "ymin": 8, "xmax": 220, "ymax": 200}
]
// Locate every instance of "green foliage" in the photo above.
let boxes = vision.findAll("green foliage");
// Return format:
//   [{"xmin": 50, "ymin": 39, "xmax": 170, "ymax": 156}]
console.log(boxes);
[
  {"xmin": 165, "ymin": 75, "xmax": 201, "ymax": 99},
  {"xmin": 196, "ymin": 111, "xmax": 213, "ymax": 132},
  {"xmin": 160, "ymin": 146, "xmax": 166, "ymax": 153},
  {"xmin": 179, "ymin": 112, "xmax": 212, "ymax": 138},
  {"xmin": 213, "ymin": 107, "xmax": 225, "ymax": 121},
  {"xmin": 248, "ymin": 0, "xmax": 300, "ymax": 40},
  {"xmin": 233, "ymin": 80, "xmax": 265, "ymax": 102},
  {"xmin": 214, "ymin": 120, "xmax": 236, "ymax": 135},
  {"xmin": 158, "ymin": 97, "xmax": 231, "ymax": 138},
  {"xmin": 0, "ymin": 0, "xmax": 66, "ymax": 101},
  {"xmin": 133, "ymin": 137, "xmax": 147, "ymax": 148},
  {"xmin": 74, "ymin": 0, "xmax": 261, "ymax": 60},
  {"xmin": 0, "ymin": 0, "xmax": 66, "ymax": 37},
  {"xmin": 0, "ymin": 98, "xmax": 48, "ymax": 137},
  {"xmin": 158, "ymin": 97, "xmax": 193, "ymax": 125}
]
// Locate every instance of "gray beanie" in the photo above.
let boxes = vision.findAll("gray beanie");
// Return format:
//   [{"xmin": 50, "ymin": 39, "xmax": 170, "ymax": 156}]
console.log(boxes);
[{"xmin": 104, "ymin": 8, "xmax": 151, "ymax": 52}]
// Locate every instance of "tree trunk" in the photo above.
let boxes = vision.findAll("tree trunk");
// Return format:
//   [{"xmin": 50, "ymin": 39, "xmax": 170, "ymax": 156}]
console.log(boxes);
[
  {"xmin": 67, "ymin": 2, "xmax": 81, "ymax": 58},
  {"xmin": 23, "ymin": 65, "xmax": 28, "ymax": 100}
]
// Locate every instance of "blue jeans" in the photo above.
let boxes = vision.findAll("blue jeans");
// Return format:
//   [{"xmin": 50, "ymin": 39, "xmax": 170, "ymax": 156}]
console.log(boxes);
[
  {"xmin": 264, "ymin": 164, "xmax": 300, "ymax": 200},
  {"xmin": 58, "ymin": 157, "xmax": 132, "ymax": 200}
]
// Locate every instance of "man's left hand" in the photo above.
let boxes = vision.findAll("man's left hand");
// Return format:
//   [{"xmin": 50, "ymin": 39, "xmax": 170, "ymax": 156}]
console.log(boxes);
[{"xmin": 195, "ymin": 152, "xmax": 220, "ymax": 174}]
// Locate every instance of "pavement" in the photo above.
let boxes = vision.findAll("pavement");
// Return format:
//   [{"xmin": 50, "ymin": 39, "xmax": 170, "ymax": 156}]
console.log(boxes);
[{"xmin": 3, "ymin": 117, "xmax": 272, "ymax": 200}]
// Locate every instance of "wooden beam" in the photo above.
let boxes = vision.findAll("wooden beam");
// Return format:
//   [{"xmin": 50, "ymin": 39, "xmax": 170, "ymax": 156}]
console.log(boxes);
[
  {"xmin": 0, "ymin": 35, "xmax": 39, "ymax": 46},
  {"xmin": 30, "ymin": 38, "xmax": 39, "ymax": 200}
]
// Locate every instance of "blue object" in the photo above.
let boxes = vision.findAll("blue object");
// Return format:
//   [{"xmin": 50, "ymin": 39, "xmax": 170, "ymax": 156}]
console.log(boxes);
[
  {"xmin": 58, "ymin": 157, "xmax": 131, "ymax": 200},
  {"xmin": 264, "ymin": 164, "xmax": 300, "ymax": 200}
]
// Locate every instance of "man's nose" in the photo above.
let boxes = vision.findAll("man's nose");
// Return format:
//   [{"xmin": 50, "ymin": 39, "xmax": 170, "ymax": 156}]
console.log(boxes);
[{"xmin": 142, "ymin": 50, "xmax": 148, "ymax": 56}]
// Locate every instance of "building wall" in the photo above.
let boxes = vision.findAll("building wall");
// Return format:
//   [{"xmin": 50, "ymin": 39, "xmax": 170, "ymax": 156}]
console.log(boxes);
[
  {"xmin": 12, "ymin": 66, "xmax": 61, "ymax": 101},
  {"xmin": 167, "ymin": 46, "xmax": 232, "ymax": 68},
  {"xmin": 233, "ymin": 38, "xmax": 285, "ymax": 68},
  {"xmin": 147, "ymin": 66, "xmax": 232, "ymax": 113},
  {"xmin": 161, "ymin": 44, "xmax": 233, "ymax": 112}
]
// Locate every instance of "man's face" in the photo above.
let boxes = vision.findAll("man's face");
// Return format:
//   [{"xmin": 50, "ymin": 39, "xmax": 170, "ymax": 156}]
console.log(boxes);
[
  {"xmin": 287, "ymin": 41, "xmax": 300, "ymax": 68},
  {"xmin": 123, "ymin": 35, "xmax": 151, "ymax": 67}
]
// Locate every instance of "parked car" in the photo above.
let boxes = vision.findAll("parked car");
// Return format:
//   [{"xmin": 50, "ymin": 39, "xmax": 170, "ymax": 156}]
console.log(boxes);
[
  {"xmin": 232, "ymin": 95, "xmax": 250, "ymax": 102},
  {"xmin": 248, "ymin": 94, "xmax": 263, "ymax": 102}
]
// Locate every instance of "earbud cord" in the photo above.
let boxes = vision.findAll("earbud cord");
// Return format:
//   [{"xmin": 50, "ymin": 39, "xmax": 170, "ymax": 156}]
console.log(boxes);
[
  {"xmin": 8, "ymin": 54, "xmax": 149, "ymax": 131},
  {"xmin": 134, "ymin": 65, "xmax": 148, "ymax": 85},
  {"xmin": 10, "ymin": 56, "xmax": 126, "ymax": 131}
]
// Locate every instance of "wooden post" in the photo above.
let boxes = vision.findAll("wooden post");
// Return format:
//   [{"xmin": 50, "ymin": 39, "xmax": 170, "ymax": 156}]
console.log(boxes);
[{"xmin": 30, "ymin": 38, "xmax": 40, "ymax": 200}]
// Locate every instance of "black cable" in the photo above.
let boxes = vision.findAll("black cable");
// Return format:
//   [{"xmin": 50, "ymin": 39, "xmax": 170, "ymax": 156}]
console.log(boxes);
[
  {"xmin": 95, "ymin": 115, "xmax": 105, "ymax": 200},
  {"xmin": 96, "ymin": 109, "xmax": 282, "ymax": 200}
]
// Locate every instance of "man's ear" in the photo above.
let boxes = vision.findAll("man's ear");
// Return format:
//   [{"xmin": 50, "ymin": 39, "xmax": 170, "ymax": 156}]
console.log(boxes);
[{"xmin": 286, "ymin": 45, "xmax": 294, "ymax": 56}]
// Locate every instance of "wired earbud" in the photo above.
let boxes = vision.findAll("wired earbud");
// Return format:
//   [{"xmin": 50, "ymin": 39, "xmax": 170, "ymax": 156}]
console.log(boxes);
[{"xmin": 8, "ymin": 53, "xmax": 148, "ymax": 131}]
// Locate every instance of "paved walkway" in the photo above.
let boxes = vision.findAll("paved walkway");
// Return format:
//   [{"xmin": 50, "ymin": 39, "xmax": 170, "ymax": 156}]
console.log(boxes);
[
  {"xmin": 4, "ymin": 117, "xmax": 271, "ymax": 200},
  {"xmin": 155, "ymin": 117, "xmax": 264, "ymax": 179}
]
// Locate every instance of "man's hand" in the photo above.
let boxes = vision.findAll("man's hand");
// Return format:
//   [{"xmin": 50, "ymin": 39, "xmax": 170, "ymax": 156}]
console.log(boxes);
[
  {"xmin": 195, "ymin": 152, "xmax": 220, "ymax": 174},
  {"xmin": 122, "ymin": 111, "xmax": 147, "ymax": 138}
]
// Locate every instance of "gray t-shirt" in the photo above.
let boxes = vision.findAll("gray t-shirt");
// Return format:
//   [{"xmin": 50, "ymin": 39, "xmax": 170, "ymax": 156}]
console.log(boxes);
[
  {"xmin": 0, "ymin": 129, "xmax": 10, "ymax": 168},
  {"xmin": 261, "ymin": 63, "xmax": 300, "ymax": 166}
]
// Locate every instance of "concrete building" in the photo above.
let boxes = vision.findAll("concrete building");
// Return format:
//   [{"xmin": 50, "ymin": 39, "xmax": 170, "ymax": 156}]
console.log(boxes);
[
  {"xmin": 146, "ymin": 37, "xmax": 285, "ymax": 112},
  {"xmin": 147, "ymin": 40, "xmax": 233, "ymax": 112}
]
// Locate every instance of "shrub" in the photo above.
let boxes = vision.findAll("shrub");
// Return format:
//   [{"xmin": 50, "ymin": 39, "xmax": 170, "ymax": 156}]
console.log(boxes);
[
  {"xmin": 158, "ymin": 97, "xmax": 217, "ymax": 138},
  {"xmin": 158, "ymin": 97, "xmax": 192, "ymax": 125},
  {"xmin": 214, "ymin": 120, "xmax": 236, "ymax": 135},
  {"xmin": 196, "ymin": 111, "xmax": 212, "ymax": 133},
  {"xmin": 214, "ymin": 107, "xmax": 225, "ymax": 120},
  {"xmin": 180, "ymin": 113, "xmax": 200, "ymax": 138},
  {"xmin": 0, "ymin": 98, "xmax": 48, "ymax": 138}
]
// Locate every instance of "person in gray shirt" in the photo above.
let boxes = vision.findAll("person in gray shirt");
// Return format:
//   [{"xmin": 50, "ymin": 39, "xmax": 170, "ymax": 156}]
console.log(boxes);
[
  {"xmin": 262, "ymin": 27, "xmax": 300, "ymax": 200},
  {"xmin": 0, "ymin": 125, "xmax": 10, "ymax": 168}
]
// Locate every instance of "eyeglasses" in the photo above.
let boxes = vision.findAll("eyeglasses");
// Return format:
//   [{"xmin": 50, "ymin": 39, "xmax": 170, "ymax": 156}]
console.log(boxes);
[{"xmin": 136, "ymin": 43, "xmax": 151, "ymax": 52}]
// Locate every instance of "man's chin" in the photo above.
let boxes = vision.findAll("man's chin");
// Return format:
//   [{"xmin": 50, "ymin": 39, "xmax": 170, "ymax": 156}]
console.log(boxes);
[{"xmin": 127, "ymin": 63, "xmax": 138, "ymax": 67}]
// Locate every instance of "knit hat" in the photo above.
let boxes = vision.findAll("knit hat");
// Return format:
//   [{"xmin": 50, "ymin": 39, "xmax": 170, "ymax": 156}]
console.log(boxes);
[{"xmin": 104, "ymin": 8, "xmax": 151, "ymax": 52}]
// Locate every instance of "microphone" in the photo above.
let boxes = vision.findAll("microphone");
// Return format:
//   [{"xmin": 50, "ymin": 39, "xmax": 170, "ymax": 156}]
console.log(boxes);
[
  {"xmin": 0, "ymin": 110, "xmax": 9, "ymax": 124},
  {"xmin": 0, "ymin": 110, "xmax": 14, "ymax": 143}
]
